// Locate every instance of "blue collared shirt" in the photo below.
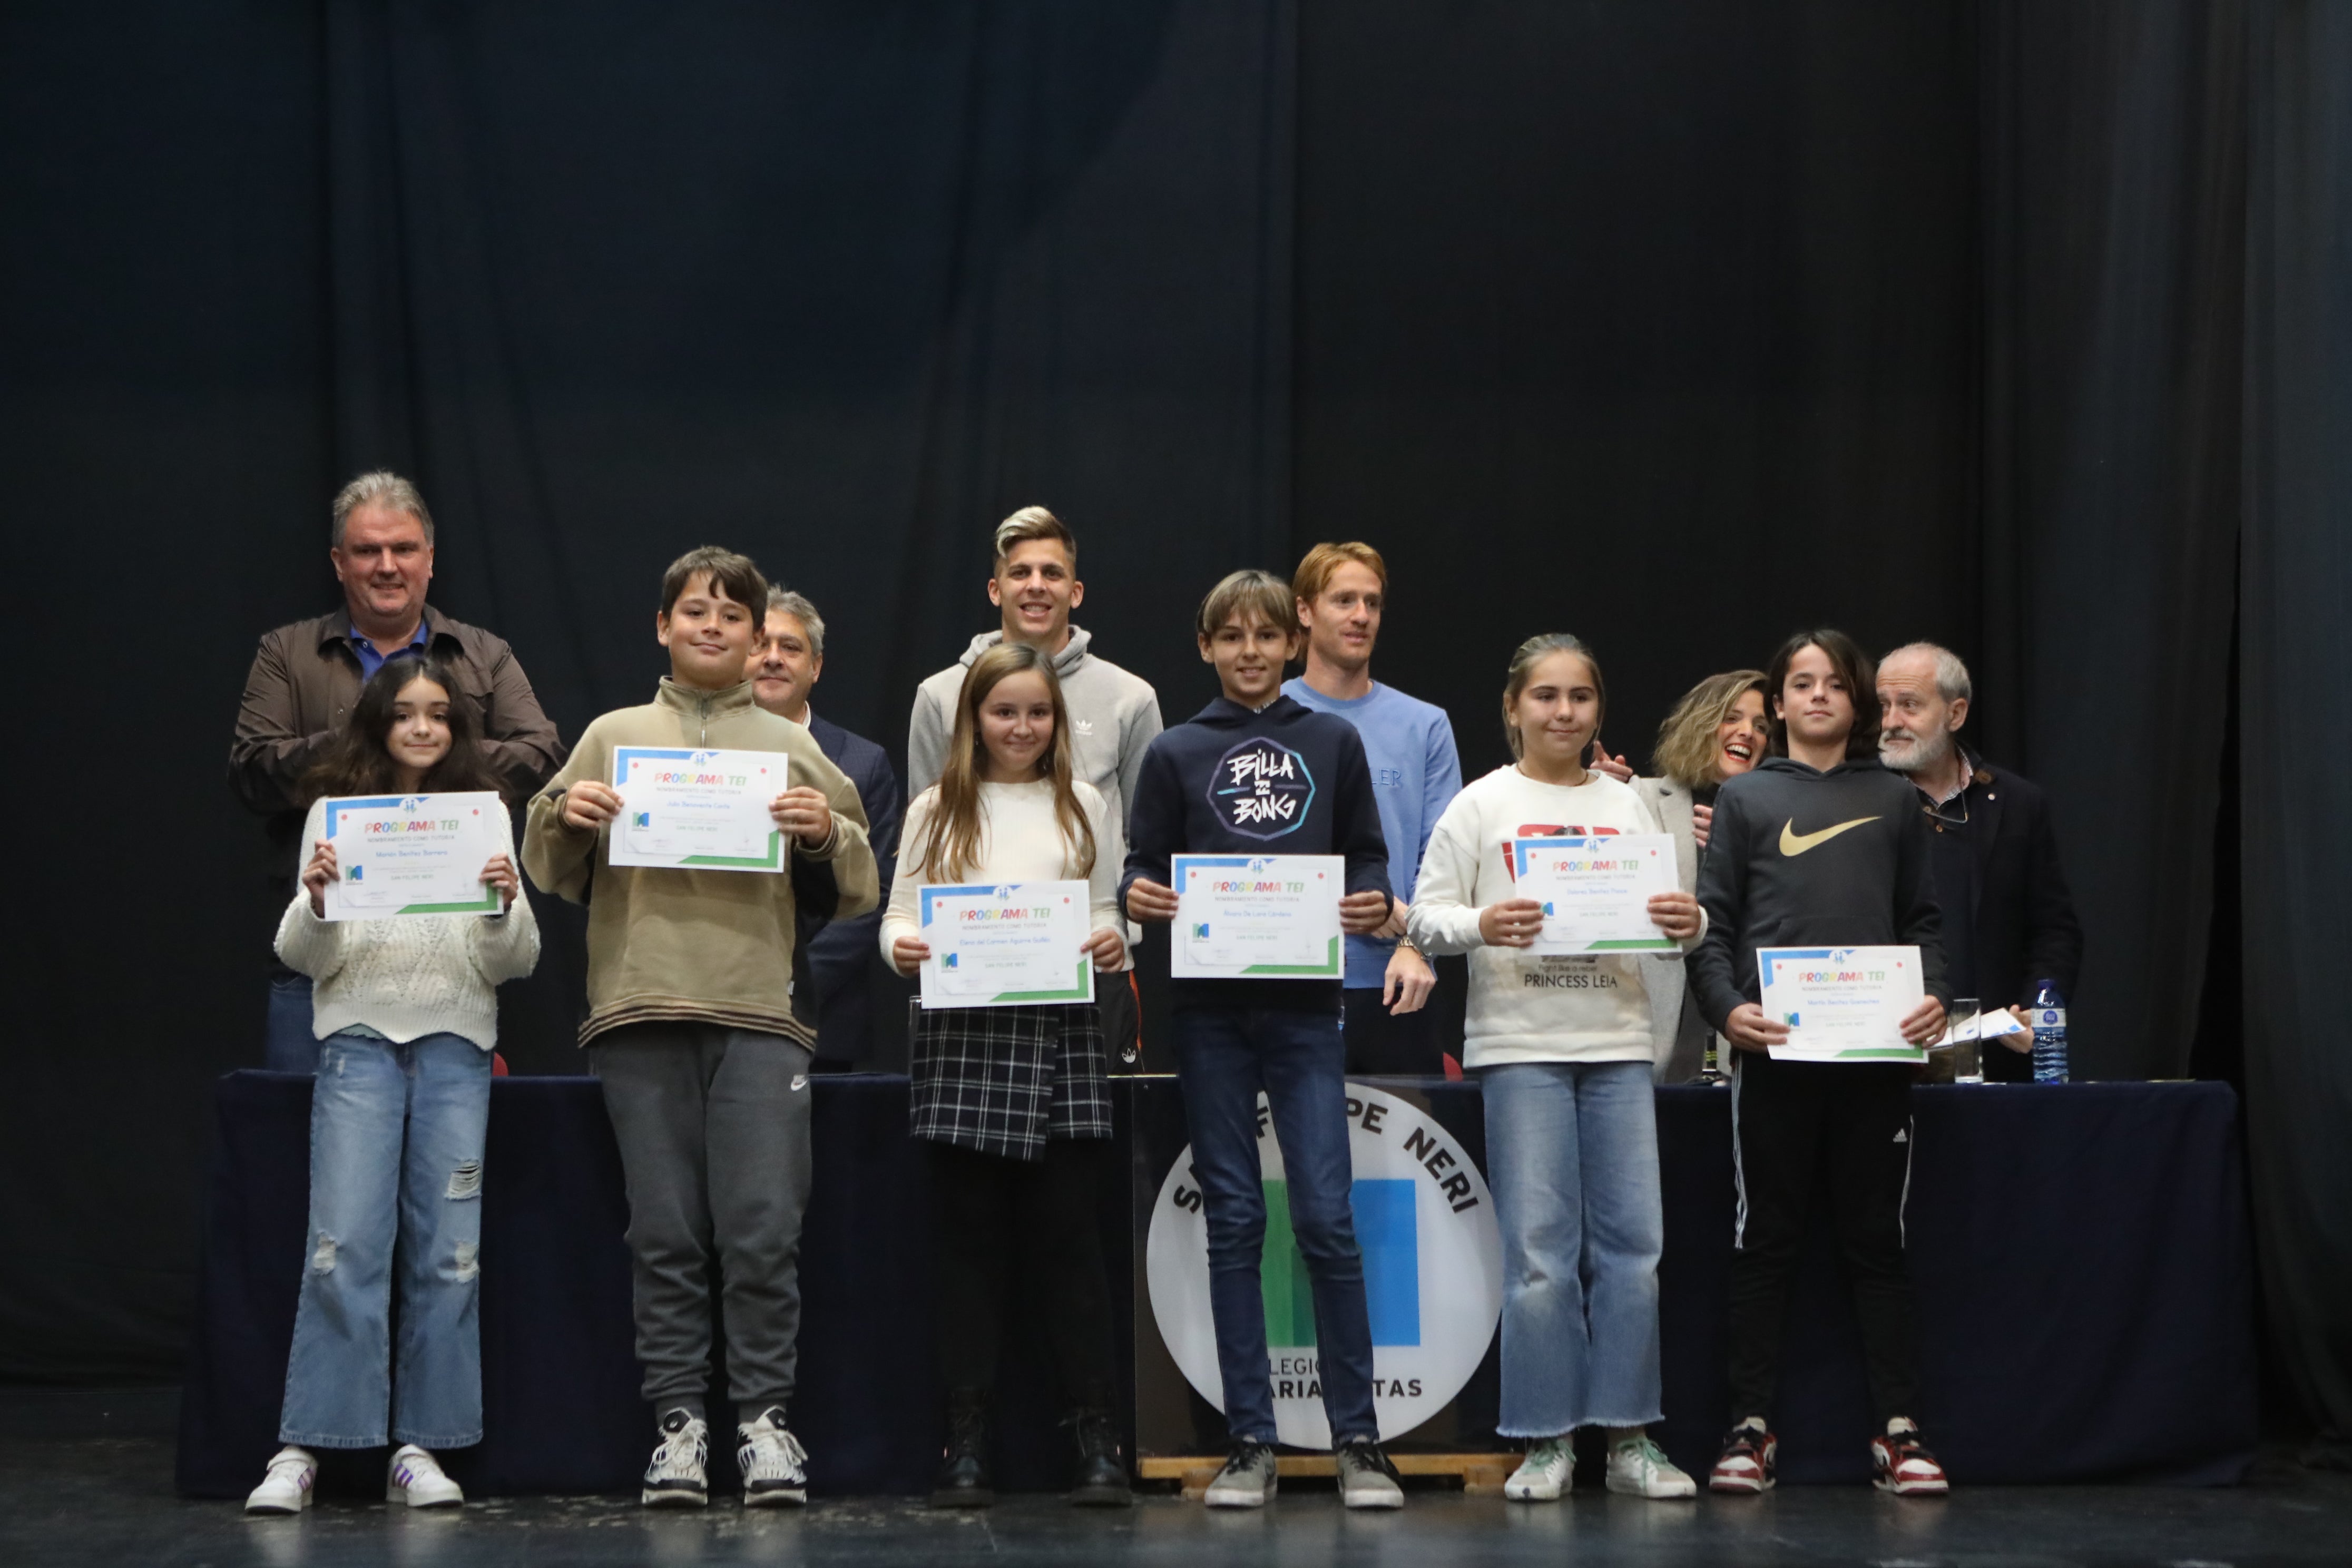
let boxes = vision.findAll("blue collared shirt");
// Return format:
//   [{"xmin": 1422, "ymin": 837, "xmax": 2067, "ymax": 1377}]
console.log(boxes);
[{"xmin": 350, "ymin": 614, "xmax": 432, "ymax": 679}]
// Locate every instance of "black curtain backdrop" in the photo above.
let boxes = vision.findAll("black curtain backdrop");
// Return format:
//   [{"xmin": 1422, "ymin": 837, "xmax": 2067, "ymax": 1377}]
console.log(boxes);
[
  {"xmin": 2241, "ymin": 0, "xmax": 2352, "ymax": 1447},
  {"xmin": 2, "ymin": 0, "xmax": 2342, "ymax": 1440}
]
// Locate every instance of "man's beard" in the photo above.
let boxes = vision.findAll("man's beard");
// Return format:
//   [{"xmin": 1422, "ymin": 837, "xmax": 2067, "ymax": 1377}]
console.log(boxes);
[{"xmin": 1879, "ymin": 724, "xmax": 1952, "ymax": 776}]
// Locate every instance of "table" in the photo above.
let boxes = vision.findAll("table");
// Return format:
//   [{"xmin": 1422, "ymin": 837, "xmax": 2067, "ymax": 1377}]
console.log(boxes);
[{"xmin": 176, "ymin": 1075, "xmax": 2254, "ymax": 1495}]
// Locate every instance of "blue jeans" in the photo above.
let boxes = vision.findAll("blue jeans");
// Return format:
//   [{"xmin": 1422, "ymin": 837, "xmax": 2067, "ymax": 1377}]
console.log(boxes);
[
  {"xmin": 265, "ymin": 972, "xmax": 319, "ymax": 1074},
  {"xmin": 1478, "ymin": 1060, "xmax": 1664, "ymax": 1436},
  {"xmin": 278, "ymin": 1030, "xmax": 493, "ymax": 1449},
  {"xmin": 1174, "ymin": 1006, "xmax": 1378, "ymax": 1446}
]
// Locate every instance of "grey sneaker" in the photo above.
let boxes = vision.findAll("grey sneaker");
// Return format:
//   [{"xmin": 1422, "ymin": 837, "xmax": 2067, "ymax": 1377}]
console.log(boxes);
[
  {"xmin": 1335, "ymin": 1439, "xmax": 1404, "ymax": 1509},
  {"xmin": 1203, "ymin": 1440, "xmax": 1277, "ymax": 1508},
  {"xmin": 641, "ymin": 1409, "xmax": 709, "ymax": 1507}
]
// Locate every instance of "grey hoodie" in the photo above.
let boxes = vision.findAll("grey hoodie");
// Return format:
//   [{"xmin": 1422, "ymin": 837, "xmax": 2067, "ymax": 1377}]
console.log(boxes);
[{"xmin": 907, "ymin": 624, "xmax": 1163, "ymax": 840}]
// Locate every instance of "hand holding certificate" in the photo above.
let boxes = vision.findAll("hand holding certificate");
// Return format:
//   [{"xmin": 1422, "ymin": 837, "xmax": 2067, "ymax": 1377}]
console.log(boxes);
[
  {"xmin": 606, "ymin": 748, "xmax": 788, "ymax": 871},
  {"xmin": 1171, "ymin": 855, "xmax": 1345, "ymax": 979},
  {"xmin": 915, "ymin": 880, "xmax": 1095, "ymax": 1008},
  {"xmin": 1509, "ymin": 835, "xmax": 1681, "ymax": 953},
  {"xmin": 1757, "ymin": 945, "xmax": 1929, "ymax": 1062},
  {"xmin": 317, "ymin": 793, "xmax": 506, "ymax": 920}
]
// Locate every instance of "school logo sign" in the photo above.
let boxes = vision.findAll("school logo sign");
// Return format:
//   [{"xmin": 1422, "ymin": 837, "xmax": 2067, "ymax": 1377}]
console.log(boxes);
[
  {"xmin": 1144, "ymin": 1083, "xmax": 1503, "ymax": 1447},
  {"xmin": 1208, "ymin": 739, "xmax": 1316, "ymax": 839}
]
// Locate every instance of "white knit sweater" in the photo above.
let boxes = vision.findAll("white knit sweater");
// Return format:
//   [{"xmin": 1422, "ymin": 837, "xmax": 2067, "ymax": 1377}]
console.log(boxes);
[{"xmin": 274, "ymin": 799, "xmax": 541, "ymax": 1051}]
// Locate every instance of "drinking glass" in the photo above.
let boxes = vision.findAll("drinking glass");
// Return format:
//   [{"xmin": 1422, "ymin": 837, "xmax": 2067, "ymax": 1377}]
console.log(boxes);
[{"xmin": 1947, "ymin": 997, "xmax": 1983, "ymax": 1084}]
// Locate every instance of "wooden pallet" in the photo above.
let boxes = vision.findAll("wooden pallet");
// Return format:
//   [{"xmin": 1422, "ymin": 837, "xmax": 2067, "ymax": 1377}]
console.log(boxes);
[{"xmin": 1139, "ymin": 1453, "xmax": 1514, "ymax": 1498}]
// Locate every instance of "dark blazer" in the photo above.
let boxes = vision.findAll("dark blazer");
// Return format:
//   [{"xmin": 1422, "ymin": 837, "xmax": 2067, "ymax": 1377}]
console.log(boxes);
[
  {"xmin": 793, "ymin": 713, "xmax": 902, "ymax": 1063},
  {"xmin": 1940, "ymin": 757, "xmax": 2083, "ymax": 1082}
]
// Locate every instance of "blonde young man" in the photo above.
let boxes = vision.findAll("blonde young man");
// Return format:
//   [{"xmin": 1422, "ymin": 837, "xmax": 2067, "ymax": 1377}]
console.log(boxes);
[
  {"xmin": 908, "ymin": 508, "xmax": 1162, "ymax": 1062},
  {"xmin": 1281, "ymin": 542, "xmax": 1463, "ymax": 1073}
]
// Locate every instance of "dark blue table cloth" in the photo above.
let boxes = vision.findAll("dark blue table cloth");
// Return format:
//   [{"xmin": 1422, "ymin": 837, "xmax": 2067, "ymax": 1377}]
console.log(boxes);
[{"xmin": 177, "ymin": 1075, "xmax": 2253, "ymax": 1496}]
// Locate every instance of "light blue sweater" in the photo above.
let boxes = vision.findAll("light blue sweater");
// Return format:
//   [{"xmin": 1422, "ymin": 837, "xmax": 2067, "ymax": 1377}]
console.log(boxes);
[{"xmin": 1281, "ymin": 676, "xmax": 1464, "ymax": 988}]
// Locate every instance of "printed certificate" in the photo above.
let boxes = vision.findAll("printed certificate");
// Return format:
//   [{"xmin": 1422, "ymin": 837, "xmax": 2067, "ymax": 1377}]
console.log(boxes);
[
  {"xmin": 321, "ymin": 792, "xmax": 504, "ymax": 920},
  {"xmin": 609, "ymin": 748, "xmax": 785, "ymax": 871},
  {"xmin": 917, "ymin": 880, "xmax": 1095, "ymax": 1008},
  {"xmin": 1510, "ymin": 835, "xmax": 1679, "ymax": 953},
  {"xmin": 1172, "ymin": 855, "xmax": 1345, "ymax": 979},
  {"xmin": 1758, "ymin": 945, "xmax": 1928, "ymax": 1063}
]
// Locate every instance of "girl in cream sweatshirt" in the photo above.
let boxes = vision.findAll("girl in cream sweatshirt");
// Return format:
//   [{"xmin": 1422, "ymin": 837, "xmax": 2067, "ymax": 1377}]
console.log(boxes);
[{"xmin": 1407, "ymin": 634, "xmax": 1701, "ymax": 1506}]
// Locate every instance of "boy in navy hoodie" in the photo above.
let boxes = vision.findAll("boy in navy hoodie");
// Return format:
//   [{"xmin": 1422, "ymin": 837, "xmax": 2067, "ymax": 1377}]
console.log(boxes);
[{"xmin": 1122, "ymin": 570, "xmax": 1402, "ymax": 1510}]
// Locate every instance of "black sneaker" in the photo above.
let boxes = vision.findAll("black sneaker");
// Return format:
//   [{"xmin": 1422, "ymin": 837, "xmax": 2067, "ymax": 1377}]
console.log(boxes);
[{"xmin": 1203, "ymin": 1440, "xmax": 1277, "ymax": 1508}]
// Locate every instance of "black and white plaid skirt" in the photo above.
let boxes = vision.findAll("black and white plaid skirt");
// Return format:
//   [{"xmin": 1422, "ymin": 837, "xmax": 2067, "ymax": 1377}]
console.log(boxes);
[{"xmin": 908, "ymin": 1001, "xmax": 1111, "ymax": 1162}]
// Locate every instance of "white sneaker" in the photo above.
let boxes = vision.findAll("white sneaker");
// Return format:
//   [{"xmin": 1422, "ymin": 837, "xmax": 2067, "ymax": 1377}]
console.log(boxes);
[
  {"xmin": 1504, "ymin": 1437, "xmax": 1572, "ymax": 1502},
  {"xmin": 386, "ymin": 1444, "xmax": 464, "ymax": 1507},
  {"xmin": 243, "ymin": 1446, "xmax": 317, "ymax": 1514},
  {"xmin": 1605, "ymin": 1433, "xmax": 1697, "ymax": 1499},
  {"xmin": 736, "ymin": 1406, "xmax": 810, "ymax": 1507},
  {"xmin": 642, "ymin": 1409, "xmax": 710, "ymax": 1507}
]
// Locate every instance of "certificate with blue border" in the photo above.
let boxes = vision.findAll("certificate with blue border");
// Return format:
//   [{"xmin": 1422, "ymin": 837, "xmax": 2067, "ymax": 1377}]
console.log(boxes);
[
  {"xmin": 1171, "ymin": 854, "xmax": 1345, "ymax": 979},
  {"xmin": 917, "ymin": 880, "xmax": 1094, "ymax": 1007},
  {"xmin": 321, "ymin": 792, "xmax": 503, "ymax": 920},
  {"xmin": 1509, "ymin": 834, "xmax": 1679, "ymax": 953},
  {"xmin": 609, "ymin": 747, "xmax": 785, "ymax": 871},
  {"xmin": 1757, "ymin": 944, "xmax": 1927, "ymax": 1062}
]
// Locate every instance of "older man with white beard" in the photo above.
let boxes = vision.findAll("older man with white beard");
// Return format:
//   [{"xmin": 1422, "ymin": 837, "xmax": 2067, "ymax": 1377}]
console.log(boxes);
[{"xmin": 1876, "ymin": 644, "xmax": 2083, "ymax": 1081}]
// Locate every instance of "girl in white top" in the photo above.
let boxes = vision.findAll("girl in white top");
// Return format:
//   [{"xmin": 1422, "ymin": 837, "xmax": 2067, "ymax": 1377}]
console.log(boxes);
[
  {"xmin": 1407, "ymin": 634, "xmax": 1701, "ymax": 1505},
  {"xmin": 245, "ymin": 659, "xmax": 539, "ymax": 1517},
  {"xmin": 879, "ymin": 642, "xmax": 1131, "ymax": 1507}
]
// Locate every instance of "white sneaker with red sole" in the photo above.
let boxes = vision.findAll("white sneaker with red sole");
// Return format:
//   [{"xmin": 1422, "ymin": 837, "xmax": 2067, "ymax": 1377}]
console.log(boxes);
[
  {"xmin": 1870, "ymin": 1421, "xmax": 1950, "ymax": 1496},
  {"xmin": 1708, "ymin": 1421, "xmax": 1777, "ymax": 1494}
]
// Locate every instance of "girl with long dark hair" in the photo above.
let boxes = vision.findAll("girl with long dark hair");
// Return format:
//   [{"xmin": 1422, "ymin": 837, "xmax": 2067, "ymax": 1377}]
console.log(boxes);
[{"xmin": 244, "ymin": 658, "xmax": 540, "ymax": 1514}]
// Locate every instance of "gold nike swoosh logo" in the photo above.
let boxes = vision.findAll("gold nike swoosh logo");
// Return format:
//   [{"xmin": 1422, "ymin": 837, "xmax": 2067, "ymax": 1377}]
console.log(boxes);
[{"xmin": 1779, "ymin": 816, "xmax": 1880, "ymax": 855}]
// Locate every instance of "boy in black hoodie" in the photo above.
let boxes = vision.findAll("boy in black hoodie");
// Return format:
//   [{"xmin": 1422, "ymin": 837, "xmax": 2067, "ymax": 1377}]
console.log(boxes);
[
  {"xmin": 1122, "ymin": 571, "xmax": 1401, "ymax": 1510},
  {"xmin": 1689, "ymin": 630, "xmax": 1952, "ymax": 1497}
]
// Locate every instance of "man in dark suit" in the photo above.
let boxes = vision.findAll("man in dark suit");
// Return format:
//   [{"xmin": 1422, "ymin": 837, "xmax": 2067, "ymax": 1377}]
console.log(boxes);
[
  {"xmin": 1877, "ymin": 643, "xmax": 2083, "ymax": 1081},
  {"xmin": 751, "ymin": 589, "xmax": 903, "ymax": 1070}
]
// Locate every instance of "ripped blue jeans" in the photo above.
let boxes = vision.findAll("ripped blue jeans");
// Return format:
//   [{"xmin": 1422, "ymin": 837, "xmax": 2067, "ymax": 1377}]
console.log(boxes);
[{"xmin": 278, "ymin": 1030, "xmax": 492, "ymax": 1450}]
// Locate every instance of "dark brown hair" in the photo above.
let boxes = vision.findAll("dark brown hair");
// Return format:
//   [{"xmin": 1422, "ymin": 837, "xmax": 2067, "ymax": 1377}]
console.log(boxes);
[
  {"xmin": 303, "ymin": 658, "xmax": 503, "ymax": 803},
  {"xmin": 1764, "ymin": 629, "xmax": 1879, "ymax": 762},
  {"xmin": 660, "ymin": 545, "xmax": 768, "ymax": 619}
]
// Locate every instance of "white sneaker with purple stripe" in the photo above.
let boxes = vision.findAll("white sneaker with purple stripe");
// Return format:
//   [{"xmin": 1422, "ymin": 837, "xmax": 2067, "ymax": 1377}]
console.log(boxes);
[
  {"xmin": 386, "ymin": 1444, "xmax": 464, "ymax": 1507},
  {"xmin": 243, "ymin": 1446, "xmax": 317, "ymax": 1514}
]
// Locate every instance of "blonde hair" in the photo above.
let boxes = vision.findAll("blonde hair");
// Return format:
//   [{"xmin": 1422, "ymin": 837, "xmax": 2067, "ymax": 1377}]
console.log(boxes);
[
  {"xmin": 1501, "ymin": 633, "xmax": 1605, "ymax": 761},
  {"xmin": 917, "ymin": 642, "xmax": 1097, "ymax": 884},
  {"xmin": 1195, "ymin": 569, "xmax": 1298, "ymax": 645},
  {"xmin": 993, "ymin": 506, "xmax": 1076, "ymax": 569},
  {"xmin": 1291, "ymin": 541, "xmax": 1388, "ymax": 606},
  {"xmin": 1652, "ymin": 670, "xmax": 1769, "ymax": 789}
]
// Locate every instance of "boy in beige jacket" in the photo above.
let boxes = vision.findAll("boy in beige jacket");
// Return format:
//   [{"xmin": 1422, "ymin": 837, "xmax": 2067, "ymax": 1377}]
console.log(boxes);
[{"xmin": 524, "ymin": 547, "xmax": 876, "ymax": 1510}]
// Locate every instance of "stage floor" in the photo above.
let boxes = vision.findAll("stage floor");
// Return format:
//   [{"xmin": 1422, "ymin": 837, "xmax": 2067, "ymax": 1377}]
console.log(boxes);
[{"xmin": 6, "ymin": 1434, "xmax": 2346, "ymax": 1568}]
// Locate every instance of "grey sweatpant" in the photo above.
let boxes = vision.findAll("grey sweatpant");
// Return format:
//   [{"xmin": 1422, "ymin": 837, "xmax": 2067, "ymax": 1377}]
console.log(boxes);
[{"xmin": 591, "ymin": 1022, "xmax": 814, "ymax": 1415}]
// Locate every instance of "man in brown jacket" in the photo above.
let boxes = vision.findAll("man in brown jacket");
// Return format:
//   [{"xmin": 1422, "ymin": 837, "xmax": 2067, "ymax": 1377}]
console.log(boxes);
[{"xmin": 229, "ymin": 472, "xmax": 566, "ymax": 1070}]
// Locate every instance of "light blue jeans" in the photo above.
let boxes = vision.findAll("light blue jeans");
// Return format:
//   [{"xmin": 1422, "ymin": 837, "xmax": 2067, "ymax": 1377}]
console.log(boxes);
[
  {"xmin": 1478, "ymin": 1059, "xmax": 1664, "ymax": 1437},
  {"xmin": 278, "ymin": 1030, "xmax": 492, "ymax": 1449}
]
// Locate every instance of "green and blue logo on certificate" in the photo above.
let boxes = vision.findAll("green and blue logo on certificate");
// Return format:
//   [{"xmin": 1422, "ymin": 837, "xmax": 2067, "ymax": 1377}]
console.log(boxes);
[
  {"xmin": 916, "ymin": 879, "xmax": 1095, "ymax": 1010},
  {"xmin": 320, "ymin": 792, "xmax": 504, "ymax": 921},
  {"xmin": 609, "ymin": 747, "xmax": 786, "ymax": 872},
  {"xmin": 1170, "ymin": 854, "xmax": 1346, "ymax": 979}
]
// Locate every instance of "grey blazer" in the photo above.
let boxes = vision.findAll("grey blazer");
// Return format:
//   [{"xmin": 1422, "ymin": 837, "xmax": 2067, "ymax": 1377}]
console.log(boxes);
[{"xmin": 1632, "ymin": 776, "xmax": 1709, "ymax": 1082}]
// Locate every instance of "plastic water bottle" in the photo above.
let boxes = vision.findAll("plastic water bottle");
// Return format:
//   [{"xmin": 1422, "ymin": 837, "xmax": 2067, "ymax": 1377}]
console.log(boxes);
[{"xmin": 2030, "ymin": 980, "xmax": 2069, "ymax": 1084}]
